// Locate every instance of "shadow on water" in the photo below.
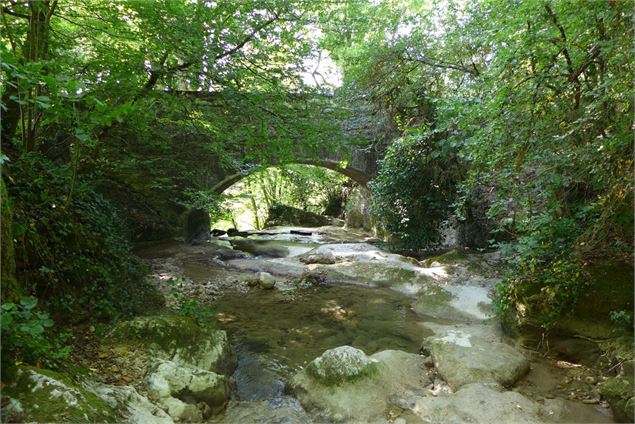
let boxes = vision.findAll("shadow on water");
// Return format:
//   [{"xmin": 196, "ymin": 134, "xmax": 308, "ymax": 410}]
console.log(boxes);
[{"xmin": 211, "ymin": 284, "xmax": 431, "ymax": 400}]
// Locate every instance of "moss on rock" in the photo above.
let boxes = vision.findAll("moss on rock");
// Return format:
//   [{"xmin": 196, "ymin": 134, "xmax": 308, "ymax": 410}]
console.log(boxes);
[
  {"xmin": 1, "ymin": 367, "xmax": 118, "ymax": 423},
  {"xmin": 305, "ymin": 346, "xmax": 379, "ymax": 386},
  {"xmin": 599, "ymin": 376, "xmax": 634, "ymax": 423},
  {"xmin": 106, "ymin": 315, "xmax": 236, "ymax": 374}
]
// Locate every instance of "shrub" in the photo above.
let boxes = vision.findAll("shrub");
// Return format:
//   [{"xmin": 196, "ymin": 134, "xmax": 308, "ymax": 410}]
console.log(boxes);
[
  {"xmin": 370, "ymin": 134, "xmax": 464, "ymax": 249},
  {"xmin": 493, "ymin": 215, "xmax": 589, "ymax": 330},
  {"xmin": 7, "ymin": 153, "xmax": 162, "ymax": 323},
  {"xmin": 1, "ymin": 297, "xmax": 71, "ymax": 379}
]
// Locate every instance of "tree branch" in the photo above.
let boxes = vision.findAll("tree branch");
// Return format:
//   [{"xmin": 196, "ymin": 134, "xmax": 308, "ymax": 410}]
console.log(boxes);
[
  {"xmin": 213, "ymin": 12, "xmax": 281, "ymax": 62},
  {"xmin": 1, "ymin": 6, "xmax": 29, "ymax": 19},
  {"xmin": 544, "ymin": 3, "xmax": 581, "ymax": 109}
]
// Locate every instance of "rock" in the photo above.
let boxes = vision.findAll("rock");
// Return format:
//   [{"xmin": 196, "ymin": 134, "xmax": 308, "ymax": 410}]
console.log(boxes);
[
  {"xmin": 93, "ymin": 384, "xmax": 174, "ymax": 424},
  {"xmin": 305, "ymin": 346, "xmax": 379, "ymax": 385},
  {"xmin": 211, "ymin": 397, "xmax": 311, "ymax": 423},
  {"xmin": 401, "ymin": 383, "xmax": 542, "ymax": 423},
  {"xmin": 0, "ymin": 367, "xmax": 117, "ymax": 423},
  {"xmin": 230, "ymin": 239, "xmax": 289, "ymax": 258},
  {"xmin": 291, "ymin": 348, "xmax": 430, "ymax": 422},
  {"xmin": 184, "ymin": 208, "xmax": 210, "ymax": 243},
  {"xmin": 505, "ymin": 260, "xmax": 634, "ymax": 340},
  {"xmin": 423, "ymin": 329, "xmax": 529, "ymax": 390},
  {"xmin": 412, "ymin": 284, "xmax": 481, "ymax": 321},
  {"xmin": 599, "ymin": 376, "xmax": 634, "ymax": 423},
  {"xmin": 106, "ymin": 315, "xmax": 236, "ymax": 375},
  {"xmin": 146, "ymin": 360, "xmax": 230, "ymax": 420},
  {"xmin": 345, "ymin": 209, "xmax": 365, "ymax": 229},
  {"xmin": 258, "ymin": 272, "xmax": 276, "ymax": 289},
  {"xmin": 264, "ymin": 204, "xmax": 331, "ymax": 227},
  {"xmin": 298, "ymin": 250, "xmax": 336, "ymax": 265}
]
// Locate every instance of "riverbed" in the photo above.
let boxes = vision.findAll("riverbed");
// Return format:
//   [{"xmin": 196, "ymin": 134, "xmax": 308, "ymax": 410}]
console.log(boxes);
[{"xmin": 137, "ymin": 225, "xmax": 615, "ymax": 423}]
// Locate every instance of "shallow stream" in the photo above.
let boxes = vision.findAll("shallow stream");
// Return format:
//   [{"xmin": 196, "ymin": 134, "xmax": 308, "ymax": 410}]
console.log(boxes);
[{"xmin": 138, "ymin": 226, "xmax": 615, "ymax": 423}]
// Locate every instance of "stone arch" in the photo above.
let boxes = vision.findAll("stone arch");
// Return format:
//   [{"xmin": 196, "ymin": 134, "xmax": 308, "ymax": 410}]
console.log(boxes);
[{"xmin": 210, "ymin": 159, "xmax": 371, "ymax": 194}]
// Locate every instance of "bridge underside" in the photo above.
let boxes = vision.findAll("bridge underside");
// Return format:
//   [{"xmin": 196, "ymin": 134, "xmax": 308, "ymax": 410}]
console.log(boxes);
[{"xmin": 211, "ymin": 157, "xmax": 373, "ymax": 193}]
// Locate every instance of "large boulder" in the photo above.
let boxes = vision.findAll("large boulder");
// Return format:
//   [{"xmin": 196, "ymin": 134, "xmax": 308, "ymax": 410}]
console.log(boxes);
[
  {"xmin": 423, "ymin": 329, "xmax": 529, "ymax": 390},
  {"xmin": 106, "ymin": 315, "xmax": 236, "ymax": 375},
  {"xmin": 395, "ymin": 383, "xmax": 543, "ymax": 423},
  {"xmin": 304, "ymin": 346, "xmax": 379, "ymax": 386},
  {"xmin": 504, "ymin": 261, "xmax": 634, "ymax": 342},
  {"xmin": 1, "ymin": 367, "xmax": 117, "ymax": 423},
  {"xmin": 145, "ymin": 360, "xmax": 230, "ymax": 421},
  {"xmin": 104, "ymin": 315, "xmax": 237, "ymax": 422},
  {"xmin": 291, "ymin": 347, "xmax": 430, "ymax": 422},
  {"xmin": 264, "ymin": 204, "xmax": 331, "ymax": 227}
]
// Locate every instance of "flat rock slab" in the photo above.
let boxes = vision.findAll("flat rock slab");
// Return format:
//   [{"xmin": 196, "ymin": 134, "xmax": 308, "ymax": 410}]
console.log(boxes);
[
  {"xmin": 412, "ymin": 284, "xmax": 485, "ymax": 321},
  {"xmin": 424, "ymin": 329, "xmax": 529, "ymax": 390},
  {"xmin": 397, "ymin": 383, "xmax": 543, "ymax": 423}
]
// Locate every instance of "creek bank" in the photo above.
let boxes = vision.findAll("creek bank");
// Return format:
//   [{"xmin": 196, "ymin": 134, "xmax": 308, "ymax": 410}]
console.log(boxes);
[
  {"xmin": 148, "ymin": 231, "xmax": 623, "ymax": 423},
  {"xmin": 2, "ymin": 315, "xmax": 237, "ymax": 424}
]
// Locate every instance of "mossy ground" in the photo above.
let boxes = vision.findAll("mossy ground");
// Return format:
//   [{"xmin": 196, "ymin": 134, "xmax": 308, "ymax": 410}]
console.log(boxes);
[
  {"xmin": 599, "ymin": 376, "xmax": 634, "ymax": 423},
  {"xmin": 1, "ymin": 366, "xmax": 117, "ymax": 423}
]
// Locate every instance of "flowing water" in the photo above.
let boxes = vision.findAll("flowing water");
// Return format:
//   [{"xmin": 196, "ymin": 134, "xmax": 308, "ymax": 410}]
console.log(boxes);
[
  {"xmin": 138, "ymin": 226, "xmax": 615, "ymax": 423},
  {"xmin": 214, "ymin": 285, "xmax": 430, "ymax": 400}
]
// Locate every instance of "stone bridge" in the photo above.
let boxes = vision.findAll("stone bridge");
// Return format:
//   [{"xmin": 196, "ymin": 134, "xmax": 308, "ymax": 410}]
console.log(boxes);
[
  {"xmin": 169, "ymin": 90, "xmax": 391, "ymax": 194},
  {"xmin": 123, "ymin": 90, "xmax": 394, "ymax": 241},
  {"xmin": 210, "ymin": 146, "xmax": 380, "ymax": 193}
]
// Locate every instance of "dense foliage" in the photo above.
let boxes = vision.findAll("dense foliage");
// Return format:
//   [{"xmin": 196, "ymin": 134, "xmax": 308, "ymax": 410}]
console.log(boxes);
[
  {"xmin": 0, "ymin": 0, "xmax": 350, "ymax": 370},
  {"xmin": 6, "ymin": 154, "xmax": 161, "ymax": 322},
  {"xmin": 214, "ymin": 165, "xmax": 347, "ymax": 230},
  {"xmin": 370, "ymin": 133, "xmax": 464, "ymax": 248},
  {"xmin": 321, "ymin": 0, "xmax": 633, "ymax": 328}
]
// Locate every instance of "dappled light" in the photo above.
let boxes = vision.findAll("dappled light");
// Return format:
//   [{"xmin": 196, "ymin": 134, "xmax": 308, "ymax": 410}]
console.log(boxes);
[{"xmin": 1, "ymin": 0, "xmax": 631, "ymax": 423}]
